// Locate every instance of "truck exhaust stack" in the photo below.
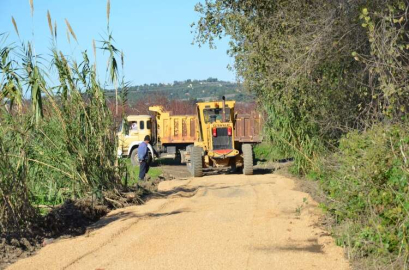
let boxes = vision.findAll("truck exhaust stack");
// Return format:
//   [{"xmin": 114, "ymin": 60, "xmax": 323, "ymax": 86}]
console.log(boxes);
[{"xmin": 222, "ymin": 96, "xmax": 226, "ymax": 122}]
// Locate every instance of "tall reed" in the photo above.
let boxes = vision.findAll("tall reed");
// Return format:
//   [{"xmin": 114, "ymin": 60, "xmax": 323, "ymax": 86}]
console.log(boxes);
[{"xmin": 0, "ymin": 1, "xmax": 125, "ymax": 234}]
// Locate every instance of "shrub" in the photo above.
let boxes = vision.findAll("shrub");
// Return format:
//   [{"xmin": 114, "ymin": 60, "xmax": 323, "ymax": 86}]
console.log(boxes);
[
  {"xmin": 321, "ymin": 123, "xmax": 409, "ymax": 264},
  {"xmin": 0, "ymin": 5, "xmax": 121, "ymax": 234}
]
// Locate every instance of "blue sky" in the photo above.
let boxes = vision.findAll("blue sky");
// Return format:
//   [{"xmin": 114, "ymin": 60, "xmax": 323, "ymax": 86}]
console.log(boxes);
[{"xmin": 0, "ymin": 0, "xmax": 235, "ymax": 86}]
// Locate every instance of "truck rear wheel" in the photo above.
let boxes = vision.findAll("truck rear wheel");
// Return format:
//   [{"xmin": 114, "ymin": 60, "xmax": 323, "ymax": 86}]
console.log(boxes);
[
  {"xmin": 189, "ymin": 146, "xmax": 203, "ymax": 177},
  {"xmin": 242, "ymin": 144, "xmax": 254, "ymax": 175},
  {"xmin": 130, "ymin": 148, "xmax": 139, "ymax": 167}
]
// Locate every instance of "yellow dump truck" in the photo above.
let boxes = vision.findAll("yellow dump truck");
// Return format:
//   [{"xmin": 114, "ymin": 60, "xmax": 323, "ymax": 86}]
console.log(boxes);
[
  {"xmin": 117, "ymin": 108, "xmax": 197, "ymax": 165},
  {"xmin": 149, "ymin": 106, "xmax": 197, "ymax": 162},
  {"xmin": 117, "ymin": 98, "xmax": 262, "ymax": 172}
]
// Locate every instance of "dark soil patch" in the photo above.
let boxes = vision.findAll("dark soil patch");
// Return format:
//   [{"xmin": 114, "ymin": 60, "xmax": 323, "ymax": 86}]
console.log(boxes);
[
  {"xmin": 0, "ymin": 198, "xmax": 109, "ymax": 270},
  {"xmin": 0, "ymin": 175, "xmax": 172, "ymax": 269}
]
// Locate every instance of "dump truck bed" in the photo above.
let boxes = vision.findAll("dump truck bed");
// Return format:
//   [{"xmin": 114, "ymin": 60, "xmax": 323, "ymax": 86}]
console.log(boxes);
[
  {"xmin": 234, "ymin": 112, "xmax": 263, "ymax": 143},
  {"xmin": 150, "ymin": 106, "xmax": 262, "ymax": 145},
  {"xmin": 159, "ymin": 115, "xmax": 197, "ymax": 144},
  {"xmin": 150, "ymin": 106, "xmax": 197, "ymax": 144}
]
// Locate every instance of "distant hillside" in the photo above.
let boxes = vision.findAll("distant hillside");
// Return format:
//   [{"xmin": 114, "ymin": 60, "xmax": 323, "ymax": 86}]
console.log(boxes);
[{"xmin": 105, "ymin": 78, "xmax": 255, "ymax": 103}]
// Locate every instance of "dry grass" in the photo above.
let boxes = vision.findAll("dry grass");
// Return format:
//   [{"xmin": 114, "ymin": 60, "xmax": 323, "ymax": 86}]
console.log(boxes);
[
  {"xmin": 47, "ymin": 10, "xmax": 53, "ymax": 37},
  {"xmin": 29, "ymin": 0, "xmax": 34, "ymax": 17},
  {"xmin": 0, "ymin": 0, "xmax": 127, "ymax": 235},
  {"xmin": 64, "ymin": 18, "xmax": 77, "ymax": 43},
  {"xmin": 107, "ymin": 0, "xmax": 111, "ymax": 23},
  {"xmin": 11, "ymin": 16, "xmax": 19, "ymax": 38}
]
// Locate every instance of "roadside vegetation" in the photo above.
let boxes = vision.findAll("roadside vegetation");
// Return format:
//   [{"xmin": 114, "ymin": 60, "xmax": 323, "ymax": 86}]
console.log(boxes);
[
  {"xmin": 122, "ymin": 159, "xmax": 162, "ymax": 187},
  {"xmin": 194, "ymin": 0, "xmax": 409, "ymax": 268},
  {"xmin": 0, "ymin": 0, "xmax": 131, "ymax": 237},
  {"xmin": 254, "ymin": 143, "xmax": 288, "ymax": 163}
]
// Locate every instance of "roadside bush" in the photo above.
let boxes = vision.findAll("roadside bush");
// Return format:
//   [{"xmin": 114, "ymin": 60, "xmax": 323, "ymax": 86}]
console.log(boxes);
[
  {"xmin": 194, "ymin": 0, "xmax": 409, "ymax": 267},
  {"xmin": 0, "ymin": 60, "xmax": 119, "ymax": 234},
  {"xmin": 263, "ymin": 103, "xmax": 325, "ymax": 174},
  {"xmin": 321, "ymin": 123, "xmax": 409, "ymax": 266},
  {"xmin": 254, "ymin": 143, "xmax": 287, "ymax": 162},
  {"xmin": 0, "ymin": 116, "xmax": 37, "ymax": 232},
  {"xmin": 0, "ymin": 4, "xmax": 122, "ymax": 234}
]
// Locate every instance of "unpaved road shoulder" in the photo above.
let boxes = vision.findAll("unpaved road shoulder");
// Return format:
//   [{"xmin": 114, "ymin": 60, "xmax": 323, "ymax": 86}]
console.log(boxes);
[{"xmin": 9, "ymin": 173, "xmax": 349, "ymax": 270}]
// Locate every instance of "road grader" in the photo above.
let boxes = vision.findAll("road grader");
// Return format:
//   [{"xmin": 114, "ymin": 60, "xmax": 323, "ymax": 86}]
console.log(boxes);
[{"xmin": 184, "ymin": 97, "xmax": 261, "ymax": 176}]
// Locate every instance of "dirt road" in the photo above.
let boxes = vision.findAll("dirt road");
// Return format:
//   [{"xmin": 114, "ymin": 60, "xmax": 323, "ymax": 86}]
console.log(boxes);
[{"xmin": 9, "ymin": 172, "xmax": 349, "ymax": 270}]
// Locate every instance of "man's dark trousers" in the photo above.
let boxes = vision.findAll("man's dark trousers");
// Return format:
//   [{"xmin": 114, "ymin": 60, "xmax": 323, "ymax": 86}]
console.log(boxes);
[{"xmin": 139, "ymin": 161, "xmax": 150, "ymax": 180}]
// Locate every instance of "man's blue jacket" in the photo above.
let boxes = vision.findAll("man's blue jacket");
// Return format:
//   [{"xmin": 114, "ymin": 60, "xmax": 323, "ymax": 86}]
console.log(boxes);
[{"xmin": 138, "ymin": 142, "xmax": 149, "ymax": 162}]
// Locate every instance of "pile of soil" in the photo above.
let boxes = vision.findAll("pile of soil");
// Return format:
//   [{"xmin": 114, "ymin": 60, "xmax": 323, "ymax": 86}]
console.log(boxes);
[{"xmin": 0, "ymin": 176, "xmax": 170, "ymax": 269}]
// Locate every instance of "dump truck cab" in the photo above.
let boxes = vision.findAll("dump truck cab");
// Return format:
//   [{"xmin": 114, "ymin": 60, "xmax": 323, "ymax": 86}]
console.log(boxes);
[{"xmin": 117, "ymin": 115, "xmax": 154, "ymax": 166}]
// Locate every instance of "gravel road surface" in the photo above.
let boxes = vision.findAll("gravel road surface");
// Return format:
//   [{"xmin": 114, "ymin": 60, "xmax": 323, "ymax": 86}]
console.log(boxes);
[{"xmin": 9, "ymin": 172, "xmax": 349, "ymax": 270}]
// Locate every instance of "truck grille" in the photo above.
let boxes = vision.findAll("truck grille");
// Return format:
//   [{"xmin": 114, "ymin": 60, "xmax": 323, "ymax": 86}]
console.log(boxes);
[{"xmin": 212, "ymin": 128, "xmax": 232, "ymax": 150}]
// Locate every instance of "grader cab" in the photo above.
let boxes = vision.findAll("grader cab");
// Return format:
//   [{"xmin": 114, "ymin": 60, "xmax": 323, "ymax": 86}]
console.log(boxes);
[{"xmin": 186, "ymin": 97, "xmax": 259, "ymax": 177}]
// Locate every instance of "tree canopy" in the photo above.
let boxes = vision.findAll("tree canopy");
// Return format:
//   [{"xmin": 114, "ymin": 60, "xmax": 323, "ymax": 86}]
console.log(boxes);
[{"xmin": 194, "ymin": 0, "xmax": 409, "ymax": 172}]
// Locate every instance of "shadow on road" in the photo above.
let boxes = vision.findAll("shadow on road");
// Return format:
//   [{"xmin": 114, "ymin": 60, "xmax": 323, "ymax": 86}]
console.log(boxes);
[
  {"xmin": 88, "ymin": 208, "xmax": 190, "ymax": 231},
  {"xmin": 252, "ymin": 238, "xmax": 324, "ymax": 254},
  {"xmin": 253, "ymin": 243, "xmax": 324, "ymax": 254},
  {"xmin": 152, "ymin": 158, "xmax": 184, "ymax": 167},
  {"xmin": 147, "ymin": 186, "xmax": 198, "ymax": 199}
]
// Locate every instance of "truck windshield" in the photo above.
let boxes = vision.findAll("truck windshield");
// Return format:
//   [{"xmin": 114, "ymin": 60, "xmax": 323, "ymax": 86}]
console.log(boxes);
[
  {"xmin": 119, "ymin": 121, "xmax": 130, "ymax": 135},
  {"xmin": 203, "ymin": 108, "xmax": 231, "ymax": 123}
]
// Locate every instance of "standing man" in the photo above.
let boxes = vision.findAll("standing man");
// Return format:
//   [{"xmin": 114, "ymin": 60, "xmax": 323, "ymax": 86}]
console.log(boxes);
[{"xmin": 138, "ymin": 135, "xmax": 151, "ymax": 181}]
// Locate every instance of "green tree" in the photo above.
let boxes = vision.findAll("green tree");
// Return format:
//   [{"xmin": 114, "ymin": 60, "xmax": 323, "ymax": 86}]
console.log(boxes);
[{"xmin": 193, "ymin": 0, "xmax": 409, "ymax": 173}]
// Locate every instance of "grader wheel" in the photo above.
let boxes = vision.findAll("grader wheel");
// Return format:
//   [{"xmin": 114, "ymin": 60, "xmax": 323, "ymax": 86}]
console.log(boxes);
[
  {"xmin": 189, "ymin": 146, "xmax": 203, "ymax": 177},
  {"xmin": 242, "ymin": 144, "xmax": 254, "ymax": 175}
]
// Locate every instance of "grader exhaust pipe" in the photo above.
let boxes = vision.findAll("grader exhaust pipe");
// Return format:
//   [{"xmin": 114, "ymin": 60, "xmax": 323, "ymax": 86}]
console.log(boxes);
[{"xmin": 222, "ymin": 96, "xmax": 226, "ymax": 122}]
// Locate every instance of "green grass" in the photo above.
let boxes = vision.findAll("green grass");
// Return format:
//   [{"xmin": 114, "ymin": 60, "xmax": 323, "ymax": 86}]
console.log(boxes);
[
  {"xmin": 121, "ymin": 159, "xmax": 162, "ymax": 186},
  {"xmin": 254, "ymin": 143, "xmax": 288, "ymax": 162}
]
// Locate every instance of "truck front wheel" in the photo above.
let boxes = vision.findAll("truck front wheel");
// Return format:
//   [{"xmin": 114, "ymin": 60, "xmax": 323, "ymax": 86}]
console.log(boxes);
[
  {"xmin": 130, "ymin": 148, "xmax": 140, "ymax": 167},
  {"xmin": 242, "ymin": 144, "xmax": 254, "ymax": 175}
]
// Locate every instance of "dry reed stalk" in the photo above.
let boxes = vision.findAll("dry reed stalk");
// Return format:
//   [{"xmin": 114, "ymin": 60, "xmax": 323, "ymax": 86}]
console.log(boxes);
[
  {"xmin": 66, "ymin": 29, "xmax": 71, "ymax": 44},
  {"xmin": 8, "ymin": 154, "xmax": 74, "ymax": 179},
  {"xmin": 64, "ymin": 19, "xmax": 77, "ymax": 43},
  {"xmin": 47, "ymin": 10, "xmax": 53, "ymax": 37},
  {"xmin": 93, "ymin": 39, "xmax": 97, "ymax": 60},
  {"xmin": 121, "ymin": 50, "xmax": 124, "ymax": 69},
  {"xmin": 29, "ymin": 0, "xmax": 34, "ymax": 17},
  {"xmin": 11, "ymin": 16, "xmax": 19, "ymax": 38},
  {"xmin": 93, "ymin": 39, "xmax": 97, "ymax": 72},
  {"xmin": 54, "ymin": 21, "xmax": 57, "ymax": 39},
  {"xmin": 107, "ymin": 0, "xmax": 111, "ymax": 24}
]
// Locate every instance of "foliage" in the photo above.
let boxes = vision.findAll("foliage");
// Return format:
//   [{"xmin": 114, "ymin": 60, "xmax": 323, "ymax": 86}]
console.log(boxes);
[
  {"xmin": 0, "ymin": 4, "xmax": 121, "ymax": 234},
  {"xmin": 105, "ymin": 79, "xmax": 254, "ymax": 104},
  {"xmin": 253, "ymin": 143, "xmax": 286, "ymax": 162},
  {"xmin": 321, "ymin": 124, "xmax": 409, "ymax": 267},
  {"xmin": 193, "ymin": 0, "xmax": 409, "ymax": 173},
  {"xmin": 0, "ymin": 117, "xmax": 36, "ymax": 232},
  {"xmin": 193, "ymin": 0, "xmax": 409, "ymax": 265},
  {"xmin": 121, "ymin": 159, "xmax": 162, "ymax": 187}
]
